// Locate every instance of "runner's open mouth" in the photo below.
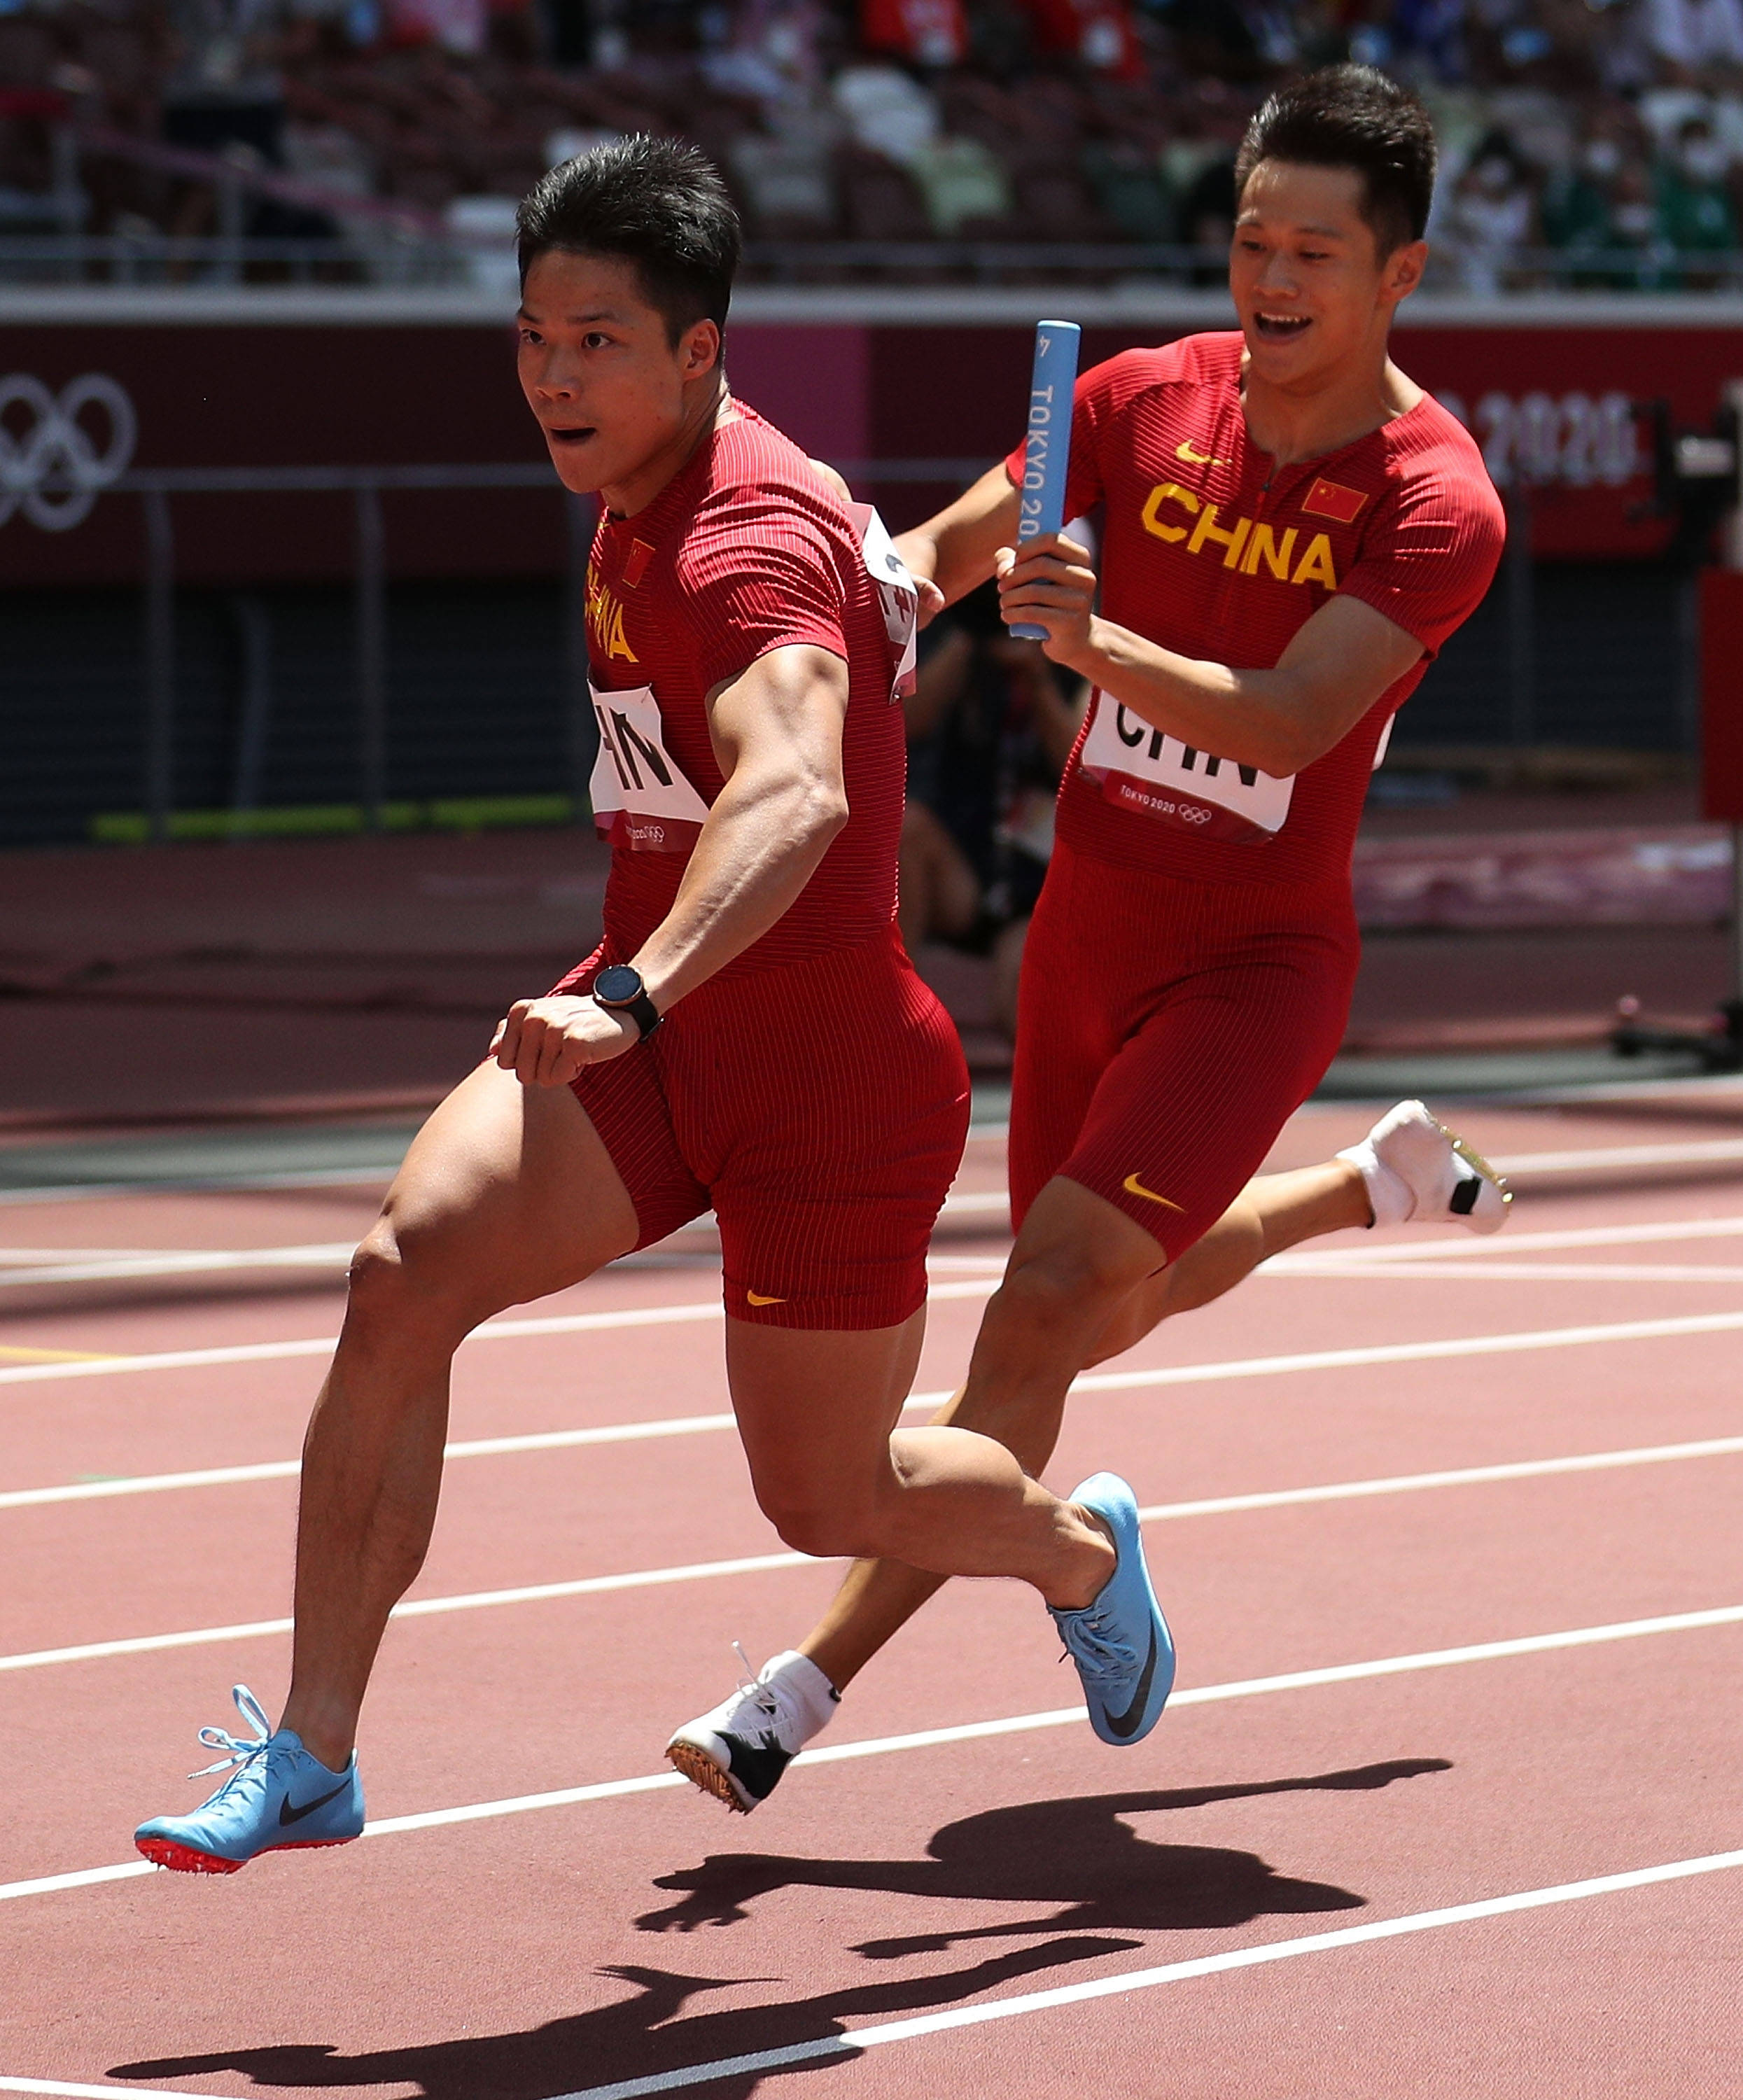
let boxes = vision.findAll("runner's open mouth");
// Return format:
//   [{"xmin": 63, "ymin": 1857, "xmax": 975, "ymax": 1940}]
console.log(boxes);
[
  {"xmin": 1253, "ymin": 313, "xmax": 1311, "ymax": 341},
  {"xmin": 547, "ymin": 426, "xmax": 596, "ymax": 444}
]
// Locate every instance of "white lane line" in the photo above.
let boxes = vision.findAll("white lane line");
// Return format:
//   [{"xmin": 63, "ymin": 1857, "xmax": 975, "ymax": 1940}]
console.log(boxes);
[
  {"xmin": 8, "ymin": 1851, "xmax": 1742, "ymax": 2100},
  {"xmin": 0, "ymin": 1122, "xmax": 1730, "ymax": 1221},
  {"xmin": 6, "ymin": 1219, "xmax": 1740, "ymax": 1401},
  {"xmin": 0, "ymin": 1126, "xmax": 1016, "ymax": 1214},
  {"xmin": 1495, "ymin": 1137, "xmax": 1743, "ymax": 1173},
  {"xmin": 0, "ymin": 1250, "xmax": 175, "ymax": 1264},
  {"xmin": 11, "ymin": 1210, "xmax": 1731, "ymax": 1293},
  {"xmin": 0, "ymin": 1196, "xmax": 1005, "ymax": 1287},
  {"xmin": 6, "ymin": 1603, "xmax": 1737, "ymax": 1909},
  {"xmin": 0, "ymin": 1242, "xmax": 356, "ymax": 1289},
  {"xmin": 1064, "ymin": 1308, "xmax": 1743, "ymax": 1399},
  {"xmin": 1279, "ymin": 1214, "xmax": 1743, "ymax": 1266},
  {"xmin": 1144, "ymin": 1432, "xmax": 1743, "ymax": 1520},
  {"xmin": 0, "ymin": 1280, "xmax": 1001, "ymax": 1392},
  {"xmin": 0, "ymin": 1413, "xmax": 752, "ymax": 1511},
  {"xmin": 1267, "ymin": 1261, "xmax": 1743, "ymax": 1283},
  {"xmin": 0, "ymin": 1551, "xmax": 809, "ymax": 1673},
  {"xmin": 9, "ymin": 1436, "xmax": 1743, "ymax": 1674},
  {"xmin": 4, "ymin": 1219, "xmax": 1740, "ymax": 1399},
  {"xmin": 9, "ymin": 1305, "xmax": 1743, "ymax": 1509},
  {"xmin": 552, "ymin": 1848, "xmax": 1743, "ymax": 2100},
  {"xmin": 1, "ymin": 1209, "xmax": 1733, "ymax": 1299},
  {"xmin": 0, "ymin": 2079, "xmax": 217, "ymax": 2098},
  {"xmin": 2, "ymin": 1200, "xmax": 1733, "ymax": 1289}
]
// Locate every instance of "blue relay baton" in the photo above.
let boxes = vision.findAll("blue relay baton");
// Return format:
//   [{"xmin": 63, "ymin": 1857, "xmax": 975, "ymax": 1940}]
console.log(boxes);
[{"xmin": 1007, "ymin": 318, "xmax": 1082, "ymax": 640}]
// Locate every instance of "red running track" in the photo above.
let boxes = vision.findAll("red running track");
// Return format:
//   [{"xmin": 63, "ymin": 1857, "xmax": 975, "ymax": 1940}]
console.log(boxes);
[{"xmin": 1, "ymin": 1093, "xmax": 1741, "ymax": 2100}]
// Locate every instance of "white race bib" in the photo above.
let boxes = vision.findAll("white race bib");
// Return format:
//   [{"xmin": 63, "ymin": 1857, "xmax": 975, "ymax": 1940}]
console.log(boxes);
[
  {"xmin": 589, "ymin": 681, "xmax": 710, "ymax": 854},
  {"xmin": 1079, "ymin": 691, "xmax": 1294, "ymax": 845},
  {"xmin": 589, "ymin": 505, "xmax": 917, "ymax": 855},
  {"xmin": 849, "ymin": 501, "xmax": 918, "ymax": 701}
]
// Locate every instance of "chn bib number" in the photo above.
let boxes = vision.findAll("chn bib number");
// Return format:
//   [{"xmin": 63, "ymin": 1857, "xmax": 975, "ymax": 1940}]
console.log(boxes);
[
  {"xmin": 589, "ymin": 682, "xmax": 710, "ymax": 854},
  {"xmin": 1079, "ymin": 691, "xmax": 1294, "ymax": 845},
  {"xmin": 850, "ymin": 500, "xmax": 918, "ymax": 703}
]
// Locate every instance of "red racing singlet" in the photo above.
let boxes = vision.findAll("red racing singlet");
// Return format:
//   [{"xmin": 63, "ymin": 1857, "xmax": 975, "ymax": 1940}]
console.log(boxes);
[
  {"xmin": 1003, "ymin": 332, "xmax": 1506, "ymax": 891},
  {"xmin": 587, "ymin": 402, "xmax": 917, "ymax": 976}
]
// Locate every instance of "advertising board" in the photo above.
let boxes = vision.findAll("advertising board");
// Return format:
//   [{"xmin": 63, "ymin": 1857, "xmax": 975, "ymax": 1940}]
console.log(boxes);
[{"xmin": 4, "ymin": 290, "xmax": 1741, "ymax": 583}]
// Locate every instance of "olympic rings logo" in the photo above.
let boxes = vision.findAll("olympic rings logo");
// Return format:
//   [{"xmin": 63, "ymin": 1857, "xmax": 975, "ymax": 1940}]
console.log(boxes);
[
  {"xmin": 0, "ymin": 374, "xmax": 136, "ymax": 532},
  {"xmin": 1177, "ymin": 804, "xmax": 1213, "ymax": 824}
]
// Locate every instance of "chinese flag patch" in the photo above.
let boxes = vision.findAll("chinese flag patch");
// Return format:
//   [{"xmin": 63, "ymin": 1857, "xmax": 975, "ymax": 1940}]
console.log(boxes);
[
  {"xmin": 622, "ymin": 538, "xmax": 656, "ymax": 588},
  {"xmin": 1301, "ymin": 477, "xmax": 1368, "ymax": 524}
]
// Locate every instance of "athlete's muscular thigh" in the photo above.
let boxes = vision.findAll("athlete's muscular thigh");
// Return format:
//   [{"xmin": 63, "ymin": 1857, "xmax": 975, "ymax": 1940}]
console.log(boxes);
[{"xmin": 358, "ymin": 1060, "xmax": 639, "ymax": 1327}]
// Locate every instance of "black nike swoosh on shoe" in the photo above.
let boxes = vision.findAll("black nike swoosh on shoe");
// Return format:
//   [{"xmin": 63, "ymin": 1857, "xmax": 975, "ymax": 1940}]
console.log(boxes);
[
  {"xmin": 723, "ymin": 1731, "xmax": 794, "ymax": 1803},
  {"xmin": 278, "ymin": 1779, "xmax": 350, "ymax": 1827},
  {"xmin": 1448, "ymin": 1170, "xmax": 1481, "ymax": 1217},
  {"xmin": 1102, "ymin": 1623, "xmax": 1160, "ymax": 1741}
]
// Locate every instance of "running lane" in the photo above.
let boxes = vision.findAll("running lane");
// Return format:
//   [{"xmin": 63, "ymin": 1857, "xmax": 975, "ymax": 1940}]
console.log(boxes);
[{"xmin": 1, "ymin": 1096, "xmax": 1738, "ymax": 2099}]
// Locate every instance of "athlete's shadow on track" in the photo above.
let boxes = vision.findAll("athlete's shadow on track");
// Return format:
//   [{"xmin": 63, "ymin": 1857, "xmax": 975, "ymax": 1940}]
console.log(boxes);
[
  {"xmin": 636, "ymin": 1757, "xmax": 1450, "ymax": 1950},
  {"xmin": 109, "ymin": 1760, "xmax": 1446, "ymax": 2100},
  {"xmin": 108, "ymin": 1938, "xmax": 1139, "ymax": 2100}
]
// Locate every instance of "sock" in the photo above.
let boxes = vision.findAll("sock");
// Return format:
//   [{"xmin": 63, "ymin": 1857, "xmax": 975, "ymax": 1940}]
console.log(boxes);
[
  {"xmin": 766, "ymin": 1650, "xmax": 841, "ymax": 1741},
  {"xmin": 1334, "ymin": 1138, "xmax": 1413, "ymax": 1228}
]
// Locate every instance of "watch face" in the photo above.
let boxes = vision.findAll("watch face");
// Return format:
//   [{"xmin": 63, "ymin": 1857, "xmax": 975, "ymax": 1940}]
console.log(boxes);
[{"xmin": 593, "ymin": 964, "xmax": 642, "ymax": 1007}]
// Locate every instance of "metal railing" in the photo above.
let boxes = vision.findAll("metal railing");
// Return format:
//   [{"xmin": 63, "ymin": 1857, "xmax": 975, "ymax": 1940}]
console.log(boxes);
[
  {"xmin": 108, "ymin": 457, "xmax": 995, "ymax": 844},
  {"xmin": 120, "ymin": 464, "xmax": 580, "ymax": 843},
  {"xmin": 8, "ymin": 124, "xmax": 1743, "ymax": 290},
  {"xmin": 13, "ymin": 230, "xmax": 1743, "ymax": 292},
  {"xmin": 0, "ymin": 233, "xmax": 461, "ymax": 286}
]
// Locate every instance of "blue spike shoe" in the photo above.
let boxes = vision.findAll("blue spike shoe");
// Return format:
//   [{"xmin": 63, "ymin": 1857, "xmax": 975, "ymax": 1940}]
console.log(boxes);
[
  {"xmin": 1050, "ymin": 1473, "xmax": 1175, "ymax": 1747},
  {"xmin": 134, "ymin": 1685, "xmax": 365, "ymax": 1874}
]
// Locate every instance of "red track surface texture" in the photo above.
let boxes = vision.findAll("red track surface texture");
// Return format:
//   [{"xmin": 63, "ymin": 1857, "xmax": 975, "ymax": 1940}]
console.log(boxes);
[{"xmin": 3, "ymin": 1092, "xmax": 1742, "ymax": 2099}]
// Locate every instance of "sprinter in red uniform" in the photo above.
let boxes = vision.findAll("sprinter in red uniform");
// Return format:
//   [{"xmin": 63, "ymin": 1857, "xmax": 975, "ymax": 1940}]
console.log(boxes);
[
  {"xmin": 134, "ymin": 139, "xmax": 1174, "ymax": 1874},
  {"xmin": 670, "ymin": 66, "xmax": 1511, "ymax": 1814}
]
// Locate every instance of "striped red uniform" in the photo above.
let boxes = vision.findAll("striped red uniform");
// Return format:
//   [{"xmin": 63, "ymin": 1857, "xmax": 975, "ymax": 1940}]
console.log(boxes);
[
  {"xmin": 1000, "ymin": 331, "xmax": 1505, "ymax": 1254},
  {"xmin": 558, "ymin": 404, "xmax": 969, "ymax": 1329}
]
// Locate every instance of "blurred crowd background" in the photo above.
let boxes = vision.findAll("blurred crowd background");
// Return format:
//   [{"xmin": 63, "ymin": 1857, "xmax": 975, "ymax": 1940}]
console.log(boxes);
[{"xmin": 9, "ymin": 0, "xmax": 1743, "ymax": 285}]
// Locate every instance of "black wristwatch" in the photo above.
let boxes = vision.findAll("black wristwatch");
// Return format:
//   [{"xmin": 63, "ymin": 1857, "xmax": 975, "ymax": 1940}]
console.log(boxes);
[{"xmin": 592, "ymin": 962, "xmax": 662, "ymax": 1040}]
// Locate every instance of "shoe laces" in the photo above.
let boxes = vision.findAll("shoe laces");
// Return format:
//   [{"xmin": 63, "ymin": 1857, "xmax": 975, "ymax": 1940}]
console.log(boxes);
[
  {"xmin": 731, "ymin": 1642, "xmax": 782, "ymax": 1721},
  {"xmin": 187, "ymin": 1684, "xmax": 274, "ymax": 1779},
  {"xmin": 1058, "ymin": 1601, "xmax": 1139, "ymax": 1681}
]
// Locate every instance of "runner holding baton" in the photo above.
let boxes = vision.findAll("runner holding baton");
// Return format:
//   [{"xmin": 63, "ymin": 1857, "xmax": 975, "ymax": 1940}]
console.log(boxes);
[
  {"xmin": 668, "ymin": 69, "xmax": 1513, "ymax": 1816},
  {"xmin": 1007, "ymin": 319, "xmax": 1081, "ymax": 641}
]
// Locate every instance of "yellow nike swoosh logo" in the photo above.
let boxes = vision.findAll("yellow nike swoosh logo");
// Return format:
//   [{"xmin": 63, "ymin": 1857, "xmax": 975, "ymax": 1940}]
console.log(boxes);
[
  {"xmin": 1123, "ymin": 1173, "xmax": 1184, "ymax": 1212},
  {"xmin": 746, "ymin": 1291, "xmax": 788, "ymax": 1307},
  {"xmin": 1175, "ymin": 440, "xmax": 1226, "ymax": 467}
]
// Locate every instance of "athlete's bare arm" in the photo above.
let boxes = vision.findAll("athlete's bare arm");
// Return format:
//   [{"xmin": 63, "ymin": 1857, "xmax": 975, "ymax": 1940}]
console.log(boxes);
[
  {"xmin": 998, "ymin": 529, "xmax": 1422, "ymax": 777},
  {"xmin": 895, "ymin": 465, "xmax": 1021, "ymax": 619},
  {"xmin": 494, "ymin": 642, "xmax": 849, "ymax": 1085}
]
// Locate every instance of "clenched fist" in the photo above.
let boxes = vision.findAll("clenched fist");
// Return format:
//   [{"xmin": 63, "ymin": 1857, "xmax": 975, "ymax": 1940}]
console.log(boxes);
[{"xmin": 491, "ymin": 995, "xmax": 638, "ymax": 1086}]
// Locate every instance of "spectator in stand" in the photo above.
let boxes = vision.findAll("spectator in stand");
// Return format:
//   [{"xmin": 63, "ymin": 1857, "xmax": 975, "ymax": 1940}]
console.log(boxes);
[
  {"xmin": 859, "ymin": 0, "xmax": 968, "ymax": 69},
  {"xmin": 1655, "ymin": 108, "xmax": 1739, "ymax": 272},
  {"xmin": 1176, "ymin": 134, "xmax": 1238, "ymax": 276},
  {"xmin": 1609, "ymin": 153, "xmax": 1676, "ymax": 279},
  {"xmin": 162, "ymin": 0, "xmax": 288, "ymax": 161},
  {"xmin": 1389, "ymin": 0, "xmax": 1467, "ymax": 80},
  {"xmin": 899, "ymin": 584, "xmax": 1086, "ymax": 1039},
  {"xmin": 1541, "ymin": 108, "xmax": 1648, "ymax": 279},
  {"xmin": 1159, "ymin": 0, "xmax": 1265, "ymax": 77},
  {"xmin": 1645, "ymin": 0, "xmax": 1743, "ymax": 82},
  {"xmin": 1020, "ymin": 0, "xmax": 1146, "ymax": 77},
  {"xmin": 1438, "ymin": 127, "xmax": 1536, "ymax": 290},
  {"xmin": 967, "ymin": 0, "xmax": 1040, "ymax": 74},
  {"xmin": 907, "ymin": 127, "xmax": 1012, "ymax": 232},
  {"xmin": 1082, "ymin": 132, "xmax": 1177, "ymax": 240}
]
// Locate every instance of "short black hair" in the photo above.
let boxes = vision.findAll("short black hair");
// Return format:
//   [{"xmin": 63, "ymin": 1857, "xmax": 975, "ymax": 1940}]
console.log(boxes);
[
  {"xmin": 517, "ymin": 134, "xmax": 741, "ymax": 344},
  {"xmin": 1236, "ymin": 65, "xmax": 1436, "ymax": 257}
]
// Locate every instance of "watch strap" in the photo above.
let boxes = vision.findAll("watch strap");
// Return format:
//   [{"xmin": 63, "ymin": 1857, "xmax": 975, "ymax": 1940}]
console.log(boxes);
[{"xmin": 613, "ymin": 988, "xmax": 662, "ymax": 1040}]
